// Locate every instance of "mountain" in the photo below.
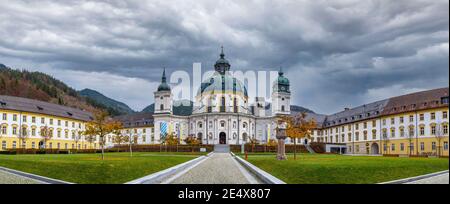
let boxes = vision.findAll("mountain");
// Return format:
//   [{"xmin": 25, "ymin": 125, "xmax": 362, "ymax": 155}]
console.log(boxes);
[
  {"xmin": 0, "ymin": 64, "xmax": 115, "ymax": 115},
  {"xmin": 141, "ymin": 99, "xmax": 193, "ymax": 116},
  {"xmin": 78, "ymin": 89, "xmax": 135, "ymax": 115}
]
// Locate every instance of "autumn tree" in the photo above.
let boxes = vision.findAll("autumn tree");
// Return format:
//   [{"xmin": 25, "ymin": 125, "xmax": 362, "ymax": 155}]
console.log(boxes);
[
  {"xmin": 267, "ymin": 139, "xmax": 278, "ymax": 147},
  {"xmin": 112, "ymin": 128, "xmax": 126, "ymax": 152},
  {"xmin": 184, "ymin": 135, "xmax": 200, "ymax": 152},
  {"xmin": 83, "ymin": 111, "xmax": 122, "ymax": 160},
  {"xmin": 164, "ymin": 133, "xmax": 179, "ymax": 145},
  {"xmin": 184, "ymin": 135, "xmax": 200, "ymax": 145},
  {"xmin": 280, "ymin": 112, "xmax": 316, "ymax": 160}
]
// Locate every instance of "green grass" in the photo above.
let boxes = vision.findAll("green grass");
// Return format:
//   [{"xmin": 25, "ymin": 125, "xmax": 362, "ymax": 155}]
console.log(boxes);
[
  {"xmin": 0, "ymin": 152, "xmax": 204, "ymax": 184},
  {"xmin": 241, "ymin": 153, "xmax": 449, "ymax": 184}
]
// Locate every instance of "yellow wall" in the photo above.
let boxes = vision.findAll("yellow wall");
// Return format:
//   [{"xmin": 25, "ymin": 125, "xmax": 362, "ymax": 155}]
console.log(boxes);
[{"xmin": 0, "ymin": 109, "xmax": 100, "ymax": 150}]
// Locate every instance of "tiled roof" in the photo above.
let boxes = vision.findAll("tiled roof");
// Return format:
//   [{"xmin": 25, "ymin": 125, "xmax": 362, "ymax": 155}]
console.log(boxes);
[
  {"xmin": 381, "ymin": 87, "xmax": 449, "ymax": 116},
  {"xmin": 320, "ymin": 87, "xmax": 449, "ymax": 128},
  {"xmin": 322, "ymin": 99, "xmax": 388, "ymax": 127},
  {"xmin": 114, "ymin": 112, "xmax": 154, "ymax": 128},
  {"xmin": 0, "ymin": 95, "xmax": 93, "ymax": 121}
]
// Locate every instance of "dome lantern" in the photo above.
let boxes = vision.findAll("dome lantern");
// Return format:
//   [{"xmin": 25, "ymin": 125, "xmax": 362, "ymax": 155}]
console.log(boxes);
[{"xmin": 214, "ymin": 46, "xmax": 231, "ymax": 75}]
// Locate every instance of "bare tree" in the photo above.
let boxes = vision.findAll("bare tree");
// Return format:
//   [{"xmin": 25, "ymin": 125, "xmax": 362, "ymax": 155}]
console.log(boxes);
[
  {"xmin": 112, "ymin": 128, "xmax": 126, "ymax": 152},
  {"xmin": 40, "ymin": 126, "xmax": 53, "ymax": 149},
  {"xmin": 434, "ymin": 123, "xmax": 445, "ymax": 157},
  {"xmin": 18, "ymin": 126, "xmax": 29, "ymax": 149},
  {"xmin": 407, "ymin": 125, "xmax": 415, "ymax": 156},
  {"xmin": 382, "ymin": 129, "xmax": 390, "ymax": 155},
  {"xmin": 74, "ymin": 131, "xmax": 82, "ymax": 150}
]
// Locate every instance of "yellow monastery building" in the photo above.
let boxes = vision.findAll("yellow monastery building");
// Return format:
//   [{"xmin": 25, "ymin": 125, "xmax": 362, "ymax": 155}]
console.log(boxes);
[
  {"xmin": 0, "ymin": 95, "xmax": 99, "ymax": 150},
  {"xmin": 310, "ymin": 88, "xmax": 449, "ymax": 156}
]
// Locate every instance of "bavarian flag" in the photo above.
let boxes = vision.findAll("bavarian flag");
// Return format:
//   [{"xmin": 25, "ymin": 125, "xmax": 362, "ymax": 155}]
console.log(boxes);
[{"xmin": 160, "ymin": 122, "xmax": 168, "ymax": 140}]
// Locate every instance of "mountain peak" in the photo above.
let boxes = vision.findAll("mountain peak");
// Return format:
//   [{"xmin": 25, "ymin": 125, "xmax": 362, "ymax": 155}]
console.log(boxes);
[{"xmin": 78, "ymin": 88, "xmax": 135, "ymax": 115}]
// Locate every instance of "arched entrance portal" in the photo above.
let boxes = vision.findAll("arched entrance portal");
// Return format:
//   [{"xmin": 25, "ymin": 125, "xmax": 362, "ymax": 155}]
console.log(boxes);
[
  {"xmin": 371, "ymin": 143, "xmax": 379, "ymax": 155},
  {"xmin": 219, "ymin": 132, "xmax": 226, "ymax": 144}
]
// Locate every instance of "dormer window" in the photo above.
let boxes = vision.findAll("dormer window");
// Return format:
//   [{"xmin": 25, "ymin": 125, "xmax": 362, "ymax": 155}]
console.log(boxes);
[
  {"xmin": 0, "ymin": 101, "xmax": 7, "ymax": 106},
  {"xmin": 66, "ymin": 112, "xmax": 73, "ymax": 116},
  {"xmin": 441, "ymin": 97, "xmax": 449, "ymax": 104},
  {"xmin": 37, "ymin": 106, "xmax": 44, "ymax": 111}
]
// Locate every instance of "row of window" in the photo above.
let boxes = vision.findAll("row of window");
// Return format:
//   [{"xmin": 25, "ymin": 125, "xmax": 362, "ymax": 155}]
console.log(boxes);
[
  {"xmin": 381, "ymin": 142, "xmax": 449, "ymax": 152},
  {"xmin": 0, "ymin": 126, "xmax": 84, "ymax": 139},
  {"xmin": 321, "ymin": 111, "xmax": 448, "ymax": 136},
  {"xmin": 349, "ymin": 141, "xmax": 449, "ymax": 153},
  {"xmin": 318, "ymin": 123, "xmax": 448, "ymax": 143},
  {"xmin": 1, "ymin": 113, "xmax": 83, "ymax": 128},
  {"xmin": 1, "ymin": 140, "xmax": 97, "ymax": 150},
  {"xmin": 193, "ymin": 121, "xmax": 250, "ymax": 130}
]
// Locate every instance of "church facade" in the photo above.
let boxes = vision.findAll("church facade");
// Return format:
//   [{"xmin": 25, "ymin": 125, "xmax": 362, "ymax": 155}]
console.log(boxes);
[{"xmin": 152, "ymin": 49, "xmax": 290, "ymax": 145}]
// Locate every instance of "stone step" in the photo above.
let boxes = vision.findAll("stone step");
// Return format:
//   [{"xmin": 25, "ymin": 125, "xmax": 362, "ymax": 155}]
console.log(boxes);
[{"xmin": 214, "ymin": 144, "xmax": 230, "ymax": 153}]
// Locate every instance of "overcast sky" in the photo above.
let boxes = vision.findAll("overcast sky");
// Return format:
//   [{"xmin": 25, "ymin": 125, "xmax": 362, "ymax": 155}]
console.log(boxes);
[{"xmin": 0, "ymin": 0, "xmax": 448, "ymax": 114}]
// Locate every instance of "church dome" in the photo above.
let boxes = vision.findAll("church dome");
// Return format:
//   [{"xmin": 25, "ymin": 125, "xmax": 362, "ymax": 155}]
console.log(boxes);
[
  {"xmin": 273, "ymin": 69, "xmax": 290, "ymax": 93},
  {"xmin": 277, "ymin": 71, "xmax": 290, "ymax": 86},
  {"xmin": 197, "ymin": 72, "xmax": 248, "ymax": 97}
]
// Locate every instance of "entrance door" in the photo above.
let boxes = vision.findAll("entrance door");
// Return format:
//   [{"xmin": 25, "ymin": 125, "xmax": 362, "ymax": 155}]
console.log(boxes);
[
  {"xmin": 371, "ymin": 143, "xmax": 379, "ymax": 155},
  {"xmin": 219, "ymin": 132, "xmax": 226, "ymax": 144}
]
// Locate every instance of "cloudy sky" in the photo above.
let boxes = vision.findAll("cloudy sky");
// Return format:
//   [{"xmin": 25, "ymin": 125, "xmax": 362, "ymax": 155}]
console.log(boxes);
[{"xmin": 0, "ymin": 0, "xmax": 448, "ymax": 114}]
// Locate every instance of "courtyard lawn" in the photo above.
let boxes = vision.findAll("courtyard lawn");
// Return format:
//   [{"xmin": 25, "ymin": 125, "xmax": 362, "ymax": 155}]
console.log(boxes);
[
  {"xmin": 241, "ymin": 153, "xmax": 449, "ymax": 184},
  {"xmin": 0, "ymin": 152, "xmax": 205, "ymax": 184}
]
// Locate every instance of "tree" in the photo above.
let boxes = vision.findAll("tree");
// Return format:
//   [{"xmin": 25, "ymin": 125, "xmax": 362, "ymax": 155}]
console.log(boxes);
[
  {"xmin": 267, "ymin": 139, "xmax": 278, "ymax": 147},
  {"xmin": 184, "ymin": 135, "xmax": 200, "ymax": 145},
  {"xmin": 248, "ymin": 138, "xmax": 259, "ymax": 152},
  {"xmin": 74, "ymin": 131, "xmax": 82, "ymax": 150},
  {"xmin": 184, "ymin": 135, "xmax": 200, "ymax": 152},
  {"xmin": 407, "ymin": 125, "xmax": 415, "ymax": 156},
  {"xmin": 18, "ymin": 126, "xmax": 29, "ymax": 149},
  {"xmin": 280, "ymin": 112, "xmax": 316, "ymax": 160},
  {"xmin": 112, "ymin": 128, "xmax": 126, "ymax": 152},
  {"xmin": 126, "ymin": 130, "xmax": 140, "ymax": 157},
  {"xmin": 164, "ymin": 133, "xmax": 179, "ymax": 146},
  {"xmin": 82, "ymin": 111, "xmax": 121, "ymax": 160},
  {"xmin": 434, "ymin": 123, "xmax": 446, "ymax": 157},
  {"xmin": 40, "ymin": 126, "xmax": 53, "ymax": 149},
  {"xmin": 382, "ymin": 129, "xmax": 390, "ymax": 155}
]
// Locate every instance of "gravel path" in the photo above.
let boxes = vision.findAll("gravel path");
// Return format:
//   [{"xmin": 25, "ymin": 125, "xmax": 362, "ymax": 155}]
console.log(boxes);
[
  {"xmin": 0, "ymin": 169, "xmax": 42, "ymax": 184},
  {"xmin": 168, "ymin": 153, "xmax": 261, "ymax": 184},
  {"xmin": 406, "ymin": 173, "xmax": 449, "ymax": 184}
]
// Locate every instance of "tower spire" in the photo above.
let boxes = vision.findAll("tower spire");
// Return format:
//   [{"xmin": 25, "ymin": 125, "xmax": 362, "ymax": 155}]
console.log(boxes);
[
  {"xmin": 220, "ymin": 45, "xmax": 225, "ymax": 59},
  {"xmin": 162, "ymin": 67, "xmax": 167, "ymax": 83}
]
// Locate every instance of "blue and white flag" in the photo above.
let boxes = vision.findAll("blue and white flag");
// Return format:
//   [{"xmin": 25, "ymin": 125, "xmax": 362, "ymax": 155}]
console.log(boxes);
[{"xmin": 160, "ymin": 122, "xmax": 168, "ymax": 140}]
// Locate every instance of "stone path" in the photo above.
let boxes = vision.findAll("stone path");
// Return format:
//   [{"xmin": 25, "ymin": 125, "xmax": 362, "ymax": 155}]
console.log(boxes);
[
  {"xmin": 166, "ymin": 153, "xmax": 262, "ymax": 184},
  {"xmin": 405, "ymin": 173, "xmax": 449, "ymax": 184},
  {"xmin": 0, "ymin": 169, "xmax": 42, "ymax": 184}
]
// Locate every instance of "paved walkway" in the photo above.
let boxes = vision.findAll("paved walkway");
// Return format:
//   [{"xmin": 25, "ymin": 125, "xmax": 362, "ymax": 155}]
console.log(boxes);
[
  {"xmin": 405, "ymin": 173, "xmax": 449, "ymax": 184},
  {"xmin": 0, "ymin": 169, "xmax": 42, "ymax": 184},
  {"xmin": 166, "ymin": 153, "xmax": 262, "ymax": 184}
]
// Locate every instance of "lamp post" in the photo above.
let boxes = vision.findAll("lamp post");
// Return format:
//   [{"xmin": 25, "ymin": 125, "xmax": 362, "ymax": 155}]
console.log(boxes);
[{"xmin": 276, "ymin": 123, "xmax": 287, "ymax": 160}]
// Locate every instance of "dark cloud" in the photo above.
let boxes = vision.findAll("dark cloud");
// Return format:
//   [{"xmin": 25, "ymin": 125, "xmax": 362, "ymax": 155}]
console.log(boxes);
[{"xmin": 0, "ymin": 0, "xmax": 448, "ymax": 113}]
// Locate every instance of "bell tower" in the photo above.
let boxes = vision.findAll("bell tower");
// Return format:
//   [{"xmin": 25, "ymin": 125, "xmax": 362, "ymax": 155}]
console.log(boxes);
[
  {"xmin": 154, "ymin": 68, "xmax": 173, "ymax": 114},
  {"xmin": 272, "ymin": 68, "xmax": 291, "ymax": 115}
]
